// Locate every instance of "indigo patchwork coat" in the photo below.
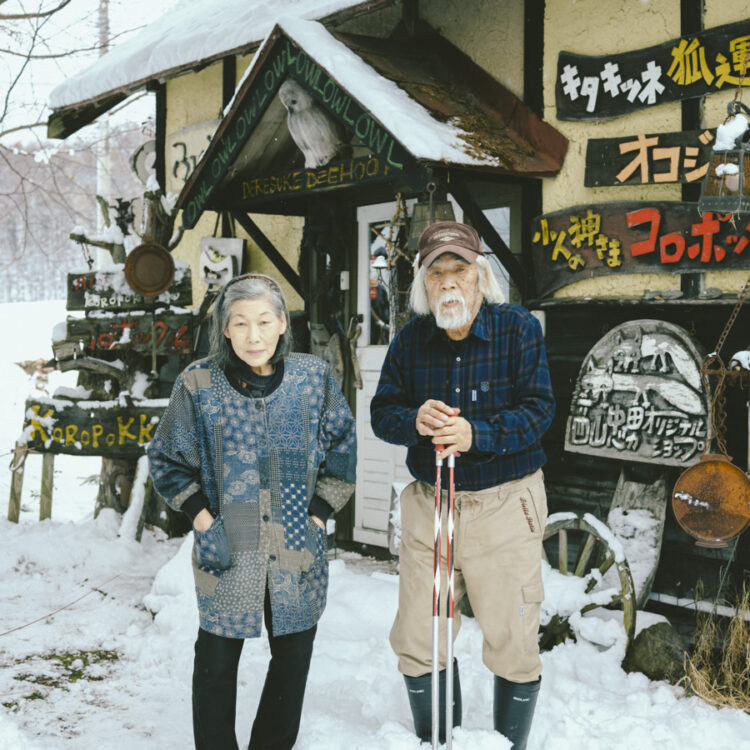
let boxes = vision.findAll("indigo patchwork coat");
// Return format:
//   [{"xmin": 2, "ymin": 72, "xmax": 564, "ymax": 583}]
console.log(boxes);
[{"xmin": 148, "ymin": 353, "xmax": 356, "ymax": 638}]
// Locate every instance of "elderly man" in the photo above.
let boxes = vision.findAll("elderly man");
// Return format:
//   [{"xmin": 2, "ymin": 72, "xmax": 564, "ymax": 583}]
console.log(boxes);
[{"xmin": 370, "ymin": 221, "xmax": 555, "ymax": 749}]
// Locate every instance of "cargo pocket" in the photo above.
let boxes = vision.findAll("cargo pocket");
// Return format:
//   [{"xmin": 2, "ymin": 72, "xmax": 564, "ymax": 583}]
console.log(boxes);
[
  {"xmin": 520, "ymin": 581, "xmax": 545, "ymax": 662},
  {"xmin": 193, "ymin": 515, "xmax": 233, "ymax": 570}
]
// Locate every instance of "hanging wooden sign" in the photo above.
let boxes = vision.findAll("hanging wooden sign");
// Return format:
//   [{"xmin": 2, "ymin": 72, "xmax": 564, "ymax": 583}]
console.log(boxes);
[
  {"xmin": 531, "ymin": 201, "xmax": 750, "ymax": 298},
  {"xmin": 585, "ymin": 129, "xmax": 716, "ymax": 187},
  {"xmin": 61, "ymin": 311, "xmax": 193, "ymax": 355},
  {"xmin": 67, "ymin": 263, "xmax": 192, "ymax": 311},
  {"xmin": 556, "ymin": 18, "xmax": 750, "ymax": 120},
  {"xmin": 565, "ymin": 320, "xmax": 709, "ymax": 466},
  {"xmin": 23, "ymin": 399, "xmax": 165, "ymax": 458}
]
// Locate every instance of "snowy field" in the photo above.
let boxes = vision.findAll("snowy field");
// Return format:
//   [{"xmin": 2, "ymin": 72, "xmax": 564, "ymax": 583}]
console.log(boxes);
[{"xmin": 2, "ymin": 300, "xmax": 750, "ymax": 750}]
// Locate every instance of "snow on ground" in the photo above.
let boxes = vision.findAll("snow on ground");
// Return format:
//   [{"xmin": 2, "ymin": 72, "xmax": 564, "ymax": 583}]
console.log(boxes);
[{"xmin": 2, "ymin": 301, "xmax": 750, "ymax": 749}]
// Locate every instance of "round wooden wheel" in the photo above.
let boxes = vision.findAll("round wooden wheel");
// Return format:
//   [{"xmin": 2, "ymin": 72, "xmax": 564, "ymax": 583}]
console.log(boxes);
[{"xmin": 541, "ymin": 513, "xmax": 636, "ymax": 651}]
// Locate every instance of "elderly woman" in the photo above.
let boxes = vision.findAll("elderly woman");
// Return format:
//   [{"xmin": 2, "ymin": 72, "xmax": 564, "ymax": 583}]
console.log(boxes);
[{"xmin": 147, "ymin": 273, "xmax": 356, "ymax": 750}]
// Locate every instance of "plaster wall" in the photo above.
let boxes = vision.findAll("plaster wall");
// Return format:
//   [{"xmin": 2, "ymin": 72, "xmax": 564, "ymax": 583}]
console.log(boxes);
[
  {"xmin": 339, "ymin": 0, "xmax": 525, "ymax": 98},
  {"xmin": 543, "ymin": 0, "xmax": 683, "ymax": 298},
  {"xmin": 701, "ymin": 0, "xmax": 750, "ymax": 294},
  {"xmin": 166, "ymin": 58, "xmax": 304, "ymax": 311}
]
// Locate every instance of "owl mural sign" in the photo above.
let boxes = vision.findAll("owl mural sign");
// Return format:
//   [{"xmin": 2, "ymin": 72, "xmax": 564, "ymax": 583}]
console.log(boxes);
[{"xmin": 565, "ymin": 320, "xmax": 709, "ymax": 466}]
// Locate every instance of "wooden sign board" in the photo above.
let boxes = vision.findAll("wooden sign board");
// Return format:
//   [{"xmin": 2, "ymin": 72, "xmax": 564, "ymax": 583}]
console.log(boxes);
[
  {"xmin": 557, "ymin": 19, "xmax": 750, "ymax": 120},
  {"xmin": 531, "ymin": 201, "xmax": 750, "ymax": 298},
  {"xmin": 23, "ymin": 399, "xmax": 165, "ymax": 458},
  {"xmin": 565, "ymin": 320, "xmax": 709, "ymax": 466},
  {"xmin": 223, "ymin": 154, "xmax": 399, "ymax": 208},
  {"xmin": 67, "ymin": 263, "xmax": 192, "ymax": 311},
  {"xmin": 585, "ymin": 129, "xmax": 716, "ymax": 187},
  {"xmin": 63, "ymin": 311, "xmax": 193, "ymax": 355}
]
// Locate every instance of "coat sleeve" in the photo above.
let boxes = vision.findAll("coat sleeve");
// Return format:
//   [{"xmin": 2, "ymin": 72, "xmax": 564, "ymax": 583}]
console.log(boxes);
[
  {"xmin": 470, "ymin": 312, "xmax": 555, "ymax": 457},
  {"xmin": 314, "ymin": 367, "xmax": 356, "ymax": 514},
  {"xmin": 147, "ymin": 374, "xmax": 206, "ymax": 512},
  {"xmin": 369, "ymin": 329, "xmax": 421, "ymax": 447}
]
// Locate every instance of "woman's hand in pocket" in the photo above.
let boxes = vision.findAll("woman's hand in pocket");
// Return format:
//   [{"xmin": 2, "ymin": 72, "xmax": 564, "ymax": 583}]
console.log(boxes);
[
  {"xmin": 193, "ymin": 508, "xmax": 215, "ymax": 532},
  {"xmin": 193, "ymin": 514, "xmax": 232, "ymax": 570},
  {"xmin": 310, "ymin": 515, "xmax": 325, "ymax": 531}
]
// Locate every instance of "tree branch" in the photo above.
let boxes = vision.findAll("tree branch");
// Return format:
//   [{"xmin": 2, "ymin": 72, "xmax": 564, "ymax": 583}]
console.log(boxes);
[{"xmin": 0, "ymin": 0, "xmax": 72, "ymax": 21}]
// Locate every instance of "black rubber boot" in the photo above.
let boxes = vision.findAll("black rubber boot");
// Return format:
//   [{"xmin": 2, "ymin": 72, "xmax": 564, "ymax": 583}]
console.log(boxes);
[
  {"xmin": 404, "ymin": 660, "xmax": 462, "ymax": 744},
  {"xmin": 493, "ymin": 675, "xmax": 541, "ymax": 750}
]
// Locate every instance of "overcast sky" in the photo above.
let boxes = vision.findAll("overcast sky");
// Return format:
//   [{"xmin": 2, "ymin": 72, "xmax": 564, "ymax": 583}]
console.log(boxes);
[{"xmin": 1, "ymin": 0, "xmax": 180, "ymax": 145}]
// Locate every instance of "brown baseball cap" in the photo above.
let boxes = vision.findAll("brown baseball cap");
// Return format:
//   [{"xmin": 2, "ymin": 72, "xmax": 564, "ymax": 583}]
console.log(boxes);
[{"xmin": 417, "ymin": 221, "xmax": 483, "ymax": 268}]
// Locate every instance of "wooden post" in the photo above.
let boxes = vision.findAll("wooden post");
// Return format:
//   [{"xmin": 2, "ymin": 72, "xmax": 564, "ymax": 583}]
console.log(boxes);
[
  {"xmin": 39, "ymin": 453, "xmax": 54, "ymax": 521},
  {"xmin": 7, "ymin": 442, "xmax": 25, "ymax": 523}
]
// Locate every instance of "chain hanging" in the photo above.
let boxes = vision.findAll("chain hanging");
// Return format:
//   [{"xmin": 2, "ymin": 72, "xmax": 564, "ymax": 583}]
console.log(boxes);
[{"xmin": 699, "ymin": 271, "xmax": 750, "ymax": 456}]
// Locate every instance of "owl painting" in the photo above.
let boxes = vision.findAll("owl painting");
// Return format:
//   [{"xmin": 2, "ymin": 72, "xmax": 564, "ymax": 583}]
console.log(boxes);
[{"xmin": 278, "ymin": 78, "xmax": 350, "ymax": 168}]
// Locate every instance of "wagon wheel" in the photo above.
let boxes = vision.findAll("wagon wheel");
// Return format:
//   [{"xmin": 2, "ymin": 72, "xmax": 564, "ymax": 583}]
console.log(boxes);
[{"xmin": 541, "ymin": 514, "xmax": 636, "ymax": 651}]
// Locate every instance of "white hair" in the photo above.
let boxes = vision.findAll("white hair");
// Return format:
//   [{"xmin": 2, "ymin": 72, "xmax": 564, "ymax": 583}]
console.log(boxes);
[{"xmin": 408, "ymin": 254, "xmax": 505, "ymax": 315}]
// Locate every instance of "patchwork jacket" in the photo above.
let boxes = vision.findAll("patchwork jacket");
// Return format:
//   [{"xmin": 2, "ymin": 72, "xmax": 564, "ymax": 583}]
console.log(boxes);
[{"xmin": 148, "ymin": 353, "xmax": 356, "ymax": 638}]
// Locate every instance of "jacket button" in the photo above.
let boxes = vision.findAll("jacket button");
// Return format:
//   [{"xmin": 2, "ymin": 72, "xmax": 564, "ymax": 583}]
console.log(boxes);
[
  {"xmin": 255, "ymin": 402, "xmax": 263, "ymax": 410},
  {"xmin": 263, "ymin": 515, "xmax": 269, "ymax": 522},
  {"xmin": 269, "ymin": 554, "xmax": 276, "ymax": 561}
]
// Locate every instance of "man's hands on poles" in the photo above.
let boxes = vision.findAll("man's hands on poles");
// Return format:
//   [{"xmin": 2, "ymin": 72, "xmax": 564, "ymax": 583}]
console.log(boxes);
[{"xmin": 416, "ymin": 399, "xmax": 471, "ymax": 460}]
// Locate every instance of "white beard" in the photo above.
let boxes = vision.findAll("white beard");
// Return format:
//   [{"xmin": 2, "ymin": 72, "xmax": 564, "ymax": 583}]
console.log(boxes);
[{"xmin": 433, "ymin": 292, "xmax": 473, "ymax": 331}]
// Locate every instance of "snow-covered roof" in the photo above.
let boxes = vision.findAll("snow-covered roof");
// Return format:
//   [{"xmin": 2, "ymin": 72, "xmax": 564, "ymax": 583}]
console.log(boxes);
[
  {"xmin": 48, "ymin": 0, "xmax": 390, "ymax": 128},
  {"xmin": 177, "ymin": 19, "xmax": 568, "ymax": 226}
]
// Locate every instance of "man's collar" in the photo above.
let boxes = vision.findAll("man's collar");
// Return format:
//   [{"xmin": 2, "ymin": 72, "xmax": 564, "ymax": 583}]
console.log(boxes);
[{"xmin": 425, "ymin": 303, "xmax": 491, "ymax": 344}]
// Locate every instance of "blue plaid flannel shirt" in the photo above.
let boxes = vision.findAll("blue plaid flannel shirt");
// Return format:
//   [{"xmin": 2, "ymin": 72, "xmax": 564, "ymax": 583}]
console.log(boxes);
[{"xmin": 370, "ymin": 303, "xmax": 555, "ymax": 490}]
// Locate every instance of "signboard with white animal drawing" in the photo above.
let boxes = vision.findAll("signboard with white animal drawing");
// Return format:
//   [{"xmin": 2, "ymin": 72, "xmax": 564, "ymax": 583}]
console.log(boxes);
[
  {"xmin": 199, "ymin": 238, "xmax": 245, "ymax": 287},
  {"xmin": 565, "ymin": 320, "xmax": 709, "ymax": 466}
]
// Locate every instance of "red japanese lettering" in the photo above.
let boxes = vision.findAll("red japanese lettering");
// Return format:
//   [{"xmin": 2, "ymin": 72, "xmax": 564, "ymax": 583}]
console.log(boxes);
[
  {"xmin": 627, "ymin": 208, "xmax": 660, "ymax": 256},
  {"xmin": 659, "ymin": 232, "xmax": 685, "ymax": 264}
]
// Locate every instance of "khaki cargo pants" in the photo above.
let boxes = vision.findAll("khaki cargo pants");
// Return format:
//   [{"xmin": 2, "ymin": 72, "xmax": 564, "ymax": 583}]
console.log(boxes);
[{"xmin": 390, "ymin": 469, "xmax": 547, "ymax": 683}]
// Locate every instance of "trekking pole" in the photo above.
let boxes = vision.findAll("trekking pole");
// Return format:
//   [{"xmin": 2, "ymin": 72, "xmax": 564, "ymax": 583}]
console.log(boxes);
[
  {"xmin": 445, "ymin": 452, "xmax": 456, "ymax": 750},
  {"xmin": 431, "ymin": 444, "xmax": 444, "ymax": 750}
]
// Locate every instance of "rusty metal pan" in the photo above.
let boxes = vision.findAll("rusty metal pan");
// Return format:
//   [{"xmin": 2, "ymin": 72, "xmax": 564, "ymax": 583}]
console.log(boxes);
[
  {"xmin": 672, "ymin": 453, "xmax": 750, "ymax": 548},
  {"xmin": 124, "ymin": 242, "xmax": 174, "ymax": 298}
]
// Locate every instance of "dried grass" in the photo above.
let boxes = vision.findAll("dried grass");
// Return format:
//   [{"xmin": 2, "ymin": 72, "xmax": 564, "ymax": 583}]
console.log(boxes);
[{"xmin": 685, "ymin": 583, "xmax": 750, "ymax": 713}]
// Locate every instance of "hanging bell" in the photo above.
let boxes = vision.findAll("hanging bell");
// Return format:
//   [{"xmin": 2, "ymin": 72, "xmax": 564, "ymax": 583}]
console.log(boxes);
[{"xmin": 407, "ymin": 184, "xmax": 456, "ymax": 253}]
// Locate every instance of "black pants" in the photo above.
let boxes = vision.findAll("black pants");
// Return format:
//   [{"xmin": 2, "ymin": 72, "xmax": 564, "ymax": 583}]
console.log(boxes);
[{"xmin": 192, "ymin": 590, "xmax": 317, "ymax": 750}]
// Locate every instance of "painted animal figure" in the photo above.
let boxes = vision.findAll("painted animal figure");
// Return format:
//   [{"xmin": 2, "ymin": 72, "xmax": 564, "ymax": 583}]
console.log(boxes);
[
  {"xmin": 607, "ymin": 327, "xmax": 702, "ymax": 390},
  {"xmin": 278, "ymin": 79, "xmax": 349, "ymax": 168},
  {"xmin": 640, "ymin": 333, "xmax": 701, "ymax": 389},
  {"xmin": 580, "ymin": 360, "xmax": 704, "ymax": 415}
]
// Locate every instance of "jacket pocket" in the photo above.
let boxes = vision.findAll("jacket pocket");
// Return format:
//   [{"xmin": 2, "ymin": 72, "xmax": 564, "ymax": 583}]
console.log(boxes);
[{"xmin": 193, "ymin": 515, "xmax": 233, "ymax": 570}]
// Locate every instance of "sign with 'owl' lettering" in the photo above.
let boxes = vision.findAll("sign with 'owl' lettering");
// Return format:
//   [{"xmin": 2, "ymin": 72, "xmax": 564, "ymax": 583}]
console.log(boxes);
[
  {"xmin": 565, "ymin": 320, "xmax": 709, "ymax": 466},
  {"xmin": 179, "ymin": 28, "xmax": 420, "ymax": 229}
]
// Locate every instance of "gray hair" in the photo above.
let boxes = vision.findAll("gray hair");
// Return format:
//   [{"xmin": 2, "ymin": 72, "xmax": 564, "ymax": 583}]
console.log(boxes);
[
  {"xmin": 208, "ymin": 274, "xmax": 293, "ymax": 369},
  {"xmin": 408, "ymin": 253, "xmax": 505, "ymax": 315}
]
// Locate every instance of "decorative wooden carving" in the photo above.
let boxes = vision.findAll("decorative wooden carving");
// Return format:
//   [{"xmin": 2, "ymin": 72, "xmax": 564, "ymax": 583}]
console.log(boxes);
[
  {"xmin": 531, "ymin": 202, "xmax": 750, "ymax": 298},
  {"xmin": 565, "ymin": 320, "xmax": 709, "ymax": 466}
]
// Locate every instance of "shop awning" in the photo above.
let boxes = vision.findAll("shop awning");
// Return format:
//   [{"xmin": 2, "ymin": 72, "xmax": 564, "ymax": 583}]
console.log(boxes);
[{"xmin": 176, "ymin": 18, "xmax": 569, "ymax": 229}]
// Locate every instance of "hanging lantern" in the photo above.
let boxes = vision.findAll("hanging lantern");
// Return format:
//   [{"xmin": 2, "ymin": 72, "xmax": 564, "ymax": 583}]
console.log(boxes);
[
  {"xmin": 698, "ymin": 100, "xmax": 750, "ymax": 215},
  {"xmin": 407, "ymin": 182, "xmax": 456, "ymax": 253}
]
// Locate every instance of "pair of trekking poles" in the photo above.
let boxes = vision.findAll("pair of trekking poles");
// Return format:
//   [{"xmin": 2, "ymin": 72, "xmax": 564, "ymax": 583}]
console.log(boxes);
[{"xmin": 432, "ymin": 444, "xmax": 456, "ymax": 749}]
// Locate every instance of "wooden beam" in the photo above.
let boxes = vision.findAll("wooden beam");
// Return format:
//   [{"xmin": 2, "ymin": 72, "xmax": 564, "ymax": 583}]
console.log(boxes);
[
  {"xmin": 7, "ymin": 442, "xmax": 25, "ymax": 523},
  {"xmin": 230, "ymin": 211, "xmax": 304, "ymax": 297},
  {"xmin": 449, "ymin": 179, "xmax": 527, "ymax": 296},
  {"xmin": 40, "ymin": 453, "xmax": 54, "ymax": 521}
]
